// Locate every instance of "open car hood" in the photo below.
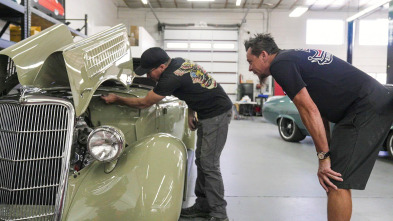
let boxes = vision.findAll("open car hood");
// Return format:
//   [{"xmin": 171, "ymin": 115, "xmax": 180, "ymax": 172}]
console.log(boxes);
[
  {"xmin": 0, "ymin": 24, "xmax": 73, "ymax": 95},
  {"xmin": 0, "ymin": 23, "xmax": 133, "ymax": 116}
]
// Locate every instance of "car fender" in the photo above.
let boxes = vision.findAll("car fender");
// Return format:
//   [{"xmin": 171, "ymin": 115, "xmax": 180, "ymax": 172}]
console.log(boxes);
[
  {"xmin": 276, "ymin": 114, "xmax": 296, "ymax": 124},
  {"xmin": 276, "ymin": 114, "xmax": 309, "ymax": 136},
  {"xmin": 181, "ymin": 108, "xmax": 196, "ymax": 150},
  {"xmin": 63, "ymin": 133, "xmax": 187, "ymax": 221}
]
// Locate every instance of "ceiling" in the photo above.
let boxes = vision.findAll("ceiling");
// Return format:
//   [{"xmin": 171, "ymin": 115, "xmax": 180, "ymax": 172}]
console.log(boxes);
[{"xmin": 113, "ymin": 0, "xmax": 390, "ymax": 11}]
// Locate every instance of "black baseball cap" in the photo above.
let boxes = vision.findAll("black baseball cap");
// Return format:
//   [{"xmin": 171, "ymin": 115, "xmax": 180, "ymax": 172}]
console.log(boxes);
[{"xmin": 134, "ymin": 47, "xmax": 170, "ymax": 76}]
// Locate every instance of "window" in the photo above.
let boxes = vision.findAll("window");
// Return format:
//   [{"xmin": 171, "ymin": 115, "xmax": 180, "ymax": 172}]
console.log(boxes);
[
  {"xmin": 190, "ymin": 43, "xmax": 211, "ymax": 49},
  {"xmin": 359, "ymin": 19, "xmax": 388, "ymax": 46},
  {"xmin": 166, "ymin": 42, "xmax": 188, "ymax": 49},
  {"xmin": 306, "ymin": 19, "xmax": 344, "ymax": 45},
  {"xmin": 367, "ymin": 72, "xmax": 386, "ymax": 84}
]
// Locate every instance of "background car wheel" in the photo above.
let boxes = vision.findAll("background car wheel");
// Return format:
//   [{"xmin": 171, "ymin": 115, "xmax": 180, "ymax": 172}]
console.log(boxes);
[
  {"xmin": 278, "ymin": 117, "xmax": 306, "ymax": 142},
  {"xmin": 386, "ymin": 131, "xmax": 393, "ymax": 157},
  {"xmin": 54, "ymin": 9, "xmax": 59, "ymax": 15}
]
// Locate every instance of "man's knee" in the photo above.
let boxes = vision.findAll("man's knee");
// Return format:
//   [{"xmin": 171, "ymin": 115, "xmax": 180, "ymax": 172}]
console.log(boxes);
[
  {"xmin": 327, "ymin": 188, "xmax": 351, "ymax": 198},
  {"xmin": 198, "ymin": 157, "xmax": 219, "ymax": 172}
]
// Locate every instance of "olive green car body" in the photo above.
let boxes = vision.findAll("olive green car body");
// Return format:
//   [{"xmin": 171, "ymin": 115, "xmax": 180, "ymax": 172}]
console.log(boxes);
[{"xmin": 0, "ymin": 24, "xmax": 195, "ymax": 220}]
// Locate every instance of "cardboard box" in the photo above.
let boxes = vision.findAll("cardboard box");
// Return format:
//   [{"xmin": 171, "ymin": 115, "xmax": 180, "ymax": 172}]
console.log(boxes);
[
  {"xmin": 129, "ymin": 26, "xmax": 139, "ymax": 46},
  {"xmin": 10, "ymin": 25, "xmax": 41, "ymax": 42}
]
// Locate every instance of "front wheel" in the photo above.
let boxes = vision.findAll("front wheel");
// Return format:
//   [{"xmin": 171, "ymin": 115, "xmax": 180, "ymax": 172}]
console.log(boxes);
[
  {"xmin": 278, "ymin": 117, "xmax": 306, "ymax": 142},
  {"xmin": 386, "ymin": 131, "xmax": 393, "ymax": 157}
]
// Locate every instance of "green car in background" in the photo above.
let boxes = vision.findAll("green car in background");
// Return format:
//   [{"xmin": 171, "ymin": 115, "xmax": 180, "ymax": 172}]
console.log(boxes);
[
  {"xmin": 262, "ymin": 95, "xmax": 393, "ymax": 157},
  {"xmin": 0, "ymin": 24, "xmax": 195, "ymax": 220}
]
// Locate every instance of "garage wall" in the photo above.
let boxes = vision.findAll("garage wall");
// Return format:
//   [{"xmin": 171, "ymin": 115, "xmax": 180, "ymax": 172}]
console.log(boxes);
[
  {"xmin": 117, "ymin": 8, "xmax": 388, "ymax": 81},
  {"xmin": 117, "ymin": 7, "xmax": 388, "ymax": 90},
  {"xmin": 66, "ymin": 0, "xmax": 119, "ymax": 37}
]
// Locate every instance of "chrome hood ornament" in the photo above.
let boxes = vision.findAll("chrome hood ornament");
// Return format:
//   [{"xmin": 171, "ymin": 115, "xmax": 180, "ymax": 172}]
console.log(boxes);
[{"xmin": 19, "ymin": 86, "xmax": 45, "ymax": 102}]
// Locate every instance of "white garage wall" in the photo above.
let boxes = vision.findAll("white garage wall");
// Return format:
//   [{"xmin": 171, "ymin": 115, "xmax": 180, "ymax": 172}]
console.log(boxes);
[
  {"xmin": 65, "ymin": 0, "xmax": 119, "ymax": 37},
  {"xmin": 116, "ymin": 8, "xmax": 389, "ymax": 87}
]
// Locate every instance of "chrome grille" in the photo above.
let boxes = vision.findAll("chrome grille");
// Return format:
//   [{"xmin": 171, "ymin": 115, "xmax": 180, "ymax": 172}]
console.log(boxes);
[
  {"xmin": 83, "ymin": 31, "xmax": 128, "ymax": 78},
  {"xmin": 0, "ymin": 99, "xmax": 74, "ymax": 221},
  {"xmin": 6, "ymin": 58, "xmax": 16, "ymax": 81}
]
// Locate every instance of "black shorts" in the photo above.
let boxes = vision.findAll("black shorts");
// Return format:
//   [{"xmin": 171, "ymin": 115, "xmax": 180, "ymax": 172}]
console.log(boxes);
[{"xmin": 330, "ymin": 95, "xmax": 393, "ymax": 190}]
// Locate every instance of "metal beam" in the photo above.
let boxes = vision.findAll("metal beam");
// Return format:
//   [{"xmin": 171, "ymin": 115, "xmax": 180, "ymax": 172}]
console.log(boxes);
[
  {"xmin": 346, "ymin": 21, "xmax": 354, "ymax": 64},
  {"xmin": 347, "ymin": 0, "xmax": 391, "ymax": 22},
  {"xmin": 272, "ymin": 0, "xmax": 282, "ymax": 9},
  {"xmin": 387, "ymin": 1, "xmax": 393, "ymax": 84},
  {"xmin": 289, "ymin": 0, "xmax": 298, "ymax": 10},
  {"xmin": 242, "ymin": 0, "xmax": 247, "ymax": 9},
  {"xmin": 0, "ymin": 21, "xmax": 11, "ymax": 38},
  {"xmin": 156, "ymin": 0, "xmax": 162, "ymax": 8},
  {"xmin": 147, "ymin": 1, "xmax": 162, "ymax": 25},
  {"xmin": 257, "ymin": 0, "xmax": 264, "ymax": 9}
]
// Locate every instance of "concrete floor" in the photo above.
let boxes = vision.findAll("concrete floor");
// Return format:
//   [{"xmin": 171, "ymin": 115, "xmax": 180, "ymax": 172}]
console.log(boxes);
[{"xmin": 180, "ymin": 117, "xmax": 393, "ymax": 221}]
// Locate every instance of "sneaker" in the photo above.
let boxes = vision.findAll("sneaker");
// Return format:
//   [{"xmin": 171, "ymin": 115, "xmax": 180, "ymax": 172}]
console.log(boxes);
[
  {"xmin": 207, "ymin": 216, "xmax": 229, "ymax": 221},
  {"xmin": 180, "ymin": 204, "xmax": 210, "ymax": 218}
]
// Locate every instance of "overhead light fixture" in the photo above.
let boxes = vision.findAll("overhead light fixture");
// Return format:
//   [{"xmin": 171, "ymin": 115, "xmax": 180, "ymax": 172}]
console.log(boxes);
[
  {"xmin": 289, "ymin": 6, "xmax": 308, "ymax": 17},
  {"xmin": 346, "ymin": 0, "xmax": 391, "ymax": 22},
  {"xmin": 236, "ymin": 0, "xmax": 241, "ymax": 6},
  {"xmin": 141, "ymin": 0, "xmax": 148, "ymax": 4},
  {"xmin": 187, "ymin": 0, "xmax": 214, "ymax": 2}
]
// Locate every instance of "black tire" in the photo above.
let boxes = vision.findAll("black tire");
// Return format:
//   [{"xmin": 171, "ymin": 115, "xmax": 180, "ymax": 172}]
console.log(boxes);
[
  {"xmin": 278, "ymin": 117, "xmax": 306, "ymax": 142},
  {"xmin": 386, "ymin": 131, "xmax": 393, "ymax": 157}
]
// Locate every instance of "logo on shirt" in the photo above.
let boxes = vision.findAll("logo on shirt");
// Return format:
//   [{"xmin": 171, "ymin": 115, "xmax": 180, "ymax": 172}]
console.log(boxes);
[
  {"xmin": 174, "ymin": 60, "xmax": 217, "ymax": 89},
  {"xmin": 296, "ymin": 49, "xmax": 333, "ymax": 65}
]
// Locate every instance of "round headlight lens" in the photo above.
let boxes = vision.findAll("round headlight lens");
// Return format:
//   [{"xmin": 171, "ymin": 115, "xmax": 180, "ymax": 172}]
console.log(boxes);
[{"xmin": 87, "ymin": 126, "xmax": 125, "ymax": 162}]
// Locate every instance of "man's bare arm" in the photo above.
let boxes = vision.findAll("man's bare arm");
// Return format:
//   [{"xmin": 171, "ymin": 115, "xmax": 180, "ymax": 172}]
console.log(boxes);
[
  {"xmin": 292, "ymin": 87, "xmax": 329, "ymax": 153},
  {"xmin": 292, "ymin": 87, "xmax": 342, "ymax": 191},
  {"xmin": 102, "ymin": 90, "xmax": 165, "ymax": 109}
]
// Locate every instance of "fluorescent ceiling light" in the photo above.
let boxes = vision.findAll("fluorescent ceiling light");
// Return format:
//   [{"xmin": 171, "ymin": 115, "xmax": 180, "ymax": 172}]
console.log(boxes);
[
  {"xmin": 187, "ymin": 0, "xmax": 214, "ymax": 1},
  {"xmin": 141, "ymin": 0, "xmax": 148, "ymax": 4},
  {"xmin": 289, "ymin": 7, "xmax": 308, "ymax": 17},
  {"xmin": 236, "ymin": 0, "xmax": 241, "ymax": 6},
  {"xmin": 346, "ymin": 0, "xmax": 391, "ymax": 22}
]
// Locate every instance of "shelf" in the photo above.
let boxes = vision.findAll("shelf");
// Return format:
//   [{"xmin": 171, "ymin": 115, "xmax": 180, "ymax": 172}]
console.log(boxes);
[
  {"xmin": 0, "ymin": 0, "xmax": 86, "ymax": 47},
  {"xmin": 0, "ymin": 0, "xmax": 24, "ymax": 24},
  {"xmin": 0, "ymin": 38, "xmax": 15, "ymax": 49},
  {"xmin": 0, "ymin": 0, "xmax": 24, "ymax": 14},
  {"xmin": 31, "ymin": 7, "xmax": 86, "ymax": 37}
]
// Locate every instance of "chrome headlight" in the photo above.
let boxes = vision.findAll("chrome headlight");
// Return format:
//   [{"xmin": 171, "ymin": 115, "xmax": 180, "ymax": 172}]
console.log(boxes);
[{"xmin": 87, "ymin": 126, "xmax": 125, "ymax": 162}]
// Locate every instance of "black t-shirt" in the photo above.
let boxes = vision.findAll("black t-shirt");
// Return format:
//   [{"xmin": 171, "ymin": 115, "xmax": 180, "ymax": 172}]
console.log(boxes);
[
  {"xmin": 153, "ymin": 58, "xmax": 232, "ymax": 119},
  {"xmin": 270, "ymin": 49, "xmax": 390, "ymax": 123}
]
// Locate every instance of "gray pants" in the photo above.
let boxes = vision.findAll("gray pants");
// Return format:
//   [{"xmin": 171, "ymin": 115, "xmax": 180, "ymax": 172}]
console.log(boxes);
[{"xmin": 195, "ymin": 109, "xmax": 232, "ymax": 218}]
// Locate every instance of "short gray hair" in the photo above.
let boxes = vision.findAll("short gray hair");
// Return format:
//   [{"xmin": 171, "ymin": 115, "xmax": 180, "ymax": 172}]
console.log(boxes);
[{"xmin": 244, "ymin": 33, "xmax": 280, "ymax": 56}]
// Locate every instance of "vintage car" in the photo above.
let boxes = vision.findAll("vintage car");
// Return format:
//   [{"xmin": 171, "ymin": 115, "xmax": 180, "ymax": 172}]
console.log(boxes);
[
  {"xmin": 0, "ymin": 24, "xmax": 195, "ymax": 220},
  {"xmin": 262, "ymin": 95, "xmax": 308, "ymax": 142},
  {"xmin": 262, "ymin": 95, "xmax": 393, "ymax": 157}
]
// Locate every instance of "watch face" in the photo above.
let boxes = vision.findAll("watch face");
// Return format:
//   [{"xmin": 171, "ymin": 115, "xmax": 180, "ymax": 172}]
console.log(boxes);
[{"xmin": 318, "ymin": 152, "xmax": 325, "ymax": 159}]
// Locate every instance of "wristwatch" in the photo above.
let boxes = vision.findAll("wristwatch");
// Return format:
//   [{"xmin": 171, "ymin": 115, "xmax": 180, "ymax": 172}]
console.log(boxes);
[{"xmin": 317, "ymin": 151, "xmax": 330, "ymax": 160}]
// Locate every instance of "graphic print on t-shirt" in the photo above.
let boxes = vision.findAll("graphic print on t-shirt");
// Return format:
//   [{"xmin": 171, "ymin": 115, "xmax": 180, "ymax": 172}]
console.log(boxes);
[
  {"xmin": 296, "ymin": 49, "xmax": 333, "ymax": 65},
  {"xmin": 174, "ymin": 60, "xmax": 217, "ymax": 89}
]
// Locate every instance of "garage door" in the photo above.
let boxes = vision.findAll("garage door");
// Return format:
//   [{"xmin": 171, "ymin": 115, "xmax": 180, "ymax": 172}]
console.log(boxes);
[{"xmin": 164, "ymin": 28, "xmax": 238, "ymax": 95}]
